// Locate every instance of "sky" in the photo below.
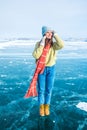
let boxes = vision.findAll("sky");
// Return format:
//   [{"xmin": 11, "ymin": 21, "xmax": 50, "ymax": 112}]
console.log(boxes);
[{"xmin": 0, "ymin": 0, "xmax": 87, "ymax": 39}]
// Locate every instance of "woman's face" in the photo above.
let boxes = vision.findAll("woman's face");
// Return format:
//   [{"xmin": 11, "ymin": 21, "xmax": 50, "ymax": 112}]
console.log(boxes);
[{"xmin": 45, "ymin": 31, "xmax": 53, "ymax": 39}]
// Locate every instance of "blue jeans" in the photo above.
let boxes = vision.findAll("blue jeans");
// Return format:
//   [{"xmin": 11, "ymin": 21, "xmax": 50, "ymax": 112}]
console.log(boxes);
[{"xmin": 37, "ymin": 65, "xmax": 55, "ymax": 105}]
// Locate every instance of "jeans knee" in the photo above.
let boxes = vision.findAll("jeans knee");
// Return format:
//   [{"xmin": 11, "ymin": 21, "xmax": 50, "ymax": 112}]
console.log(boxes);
[
  {"xmin": 38, "ymin": 90, "xmax": 44, "ymax": 95},
  {"xmin": 45, "ymin": 90, "xmax": 52, "ymax": 96}
]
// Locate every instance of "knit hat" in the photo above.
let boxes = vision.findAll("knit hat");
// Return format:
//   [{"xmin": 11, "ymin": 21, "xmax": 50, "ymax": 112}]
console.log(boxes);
[{"xmin": 42, "ymin": 26, "xmax": 52, "ymax": 36}]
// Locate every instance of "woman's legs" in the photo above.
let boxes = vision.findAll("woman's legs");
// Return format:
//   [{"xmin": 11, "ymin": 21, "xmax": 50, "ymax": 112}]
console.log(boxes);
[
  {"xmin": 38, "ymin": 68, "xmax": 46, "ymax": 105},
  {"xmin": 37, "ymin": 65, "xmax": 55, "ymax": 116},
  {"xmin": 44, "ymin": 65, "xmax": 55, "ymax": 115},
  {"xmin": 45, "ymin": 65, "xmax": 55, "ymax": 104},
  {"xmin": 38, "ymin": 68, "xmax": 46, "ymax": 116}
]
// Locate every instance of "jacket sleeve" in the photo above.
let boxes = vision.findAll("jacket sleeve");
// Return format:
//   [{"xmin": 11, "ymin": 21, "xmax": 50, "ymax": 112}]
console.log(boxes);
[
  {"xmin": 32, "ymin": 42, "xmax": 44, "ymax": 59},
  {"xmin": 53, "ymin": 34, "xmax": 64, "ymax": 50}
]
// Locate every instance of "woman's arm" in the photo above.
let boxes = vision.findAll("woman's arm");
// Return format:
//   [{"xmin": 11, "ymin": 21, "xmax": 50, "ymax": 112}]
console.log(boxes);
[
  {"xmin": 32, "ymin": 36, "xmax": 46, "ymax": 59},
  {"xmin": 32, "ymin": 42, "xmax": 44, "ymax": 59},
  {"xmin": 53, "ymin": 33, "xmax": 64, "ymax": 50}
]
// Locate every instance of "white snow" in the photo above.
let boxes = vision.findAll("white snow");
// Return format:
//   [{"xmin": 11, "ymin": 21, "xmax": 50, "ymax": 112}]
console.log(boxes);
[
  {"xmin": 0, "ymin": 39, "xmax": 87, "ymax": 58},
  {"xmin": 76, "ymin": 102, "xmax": 87, "ymax": 112},
  {"xmin": 0, "ymin": 40, "xmax": 37, "ymax": 49},
  {"xmin": 0, "ymin": 41, "xmax": 13, "ymax": 49}
]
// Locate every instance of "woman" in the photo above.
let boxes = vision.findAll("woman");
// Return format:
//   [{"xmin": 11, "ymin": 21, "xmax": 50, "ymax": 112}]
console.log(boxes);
[{"xmin": 32, "ymin": 26, "xmax": 64, "ymax": 116}]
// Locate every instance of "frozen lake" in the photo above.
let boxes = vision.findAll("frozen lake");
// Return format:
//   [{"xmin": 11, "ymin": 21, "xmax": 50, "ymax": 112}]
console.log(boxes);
[{"xmin": 0, "ymin": 39, "xmax": 87, "ymax": 130}]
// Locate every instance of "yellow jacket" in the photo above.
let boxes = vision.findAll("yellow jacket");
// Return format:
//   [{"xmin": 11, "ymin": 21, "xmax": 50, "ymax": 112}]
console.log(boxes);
[{"xmin": 32, "ymin": 34, "xmax": 64, "ymax": 66}]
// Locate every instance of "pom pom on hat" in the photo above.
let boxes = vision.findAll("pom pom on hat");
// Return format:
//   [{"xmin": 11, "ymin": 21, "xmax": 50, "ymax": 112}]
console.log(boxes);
[{"xmin": 42, "ymin": 26, "xmax": 52, "ymax": 36}]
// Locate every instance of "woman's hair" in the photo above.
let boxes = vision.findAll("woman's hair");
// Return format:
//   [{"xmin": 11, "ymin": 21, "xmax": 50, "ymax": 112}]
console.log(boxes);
[
  {"xmin": 36, "ymin": 37, "xmax": 53, "ymax": 63},
  {"xmin": 45, "ymin": 38, "xmax": 53, "ymax": 47},
  {"xmin": 38, "ymin": 37, "xmax": 53, "ymax": 47}
]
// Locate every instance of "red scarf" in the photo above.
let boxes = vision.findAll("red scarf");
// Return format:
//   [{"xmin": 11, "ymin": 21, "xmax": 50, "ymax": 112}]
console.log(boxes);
[{"xmin": 24, "ymin": 43, "xmax": 51, "ymax": 98}]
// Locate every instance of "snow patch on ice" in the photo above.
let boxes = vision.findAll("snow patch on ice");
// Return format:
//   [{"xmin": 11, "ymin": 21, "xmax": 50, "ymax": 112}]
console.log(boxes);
[
  {"xmin": 66, "ymin": 82, "xmax": 75, "ymax": 85},
  {"xmin": 76, "ymin": 102, "xmax": 87, "ymax": 112},
  {"xmin": 0, "ymin": 74, "xmax": 7, "ymax": 78}
]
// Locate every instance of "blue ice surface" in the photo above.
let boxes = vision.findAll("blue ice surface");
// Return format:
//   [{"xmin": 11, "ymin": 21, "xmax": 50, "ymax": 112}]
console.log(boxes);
[{"xmin": 0, "ymin": 39, "xmax": 87, "ymax": 130}]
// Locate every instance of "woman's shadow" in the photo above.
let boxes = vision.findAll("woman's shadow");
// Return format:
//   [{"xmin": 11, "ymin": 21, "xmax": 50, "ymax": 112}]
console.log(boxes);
[
  {"xmin": 30, "ymin": 103, "xmax": 60, "ymax": 130},
  {"xmin": 38, "ymin": 109, "xmax": 59, "ymax": 130}
]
